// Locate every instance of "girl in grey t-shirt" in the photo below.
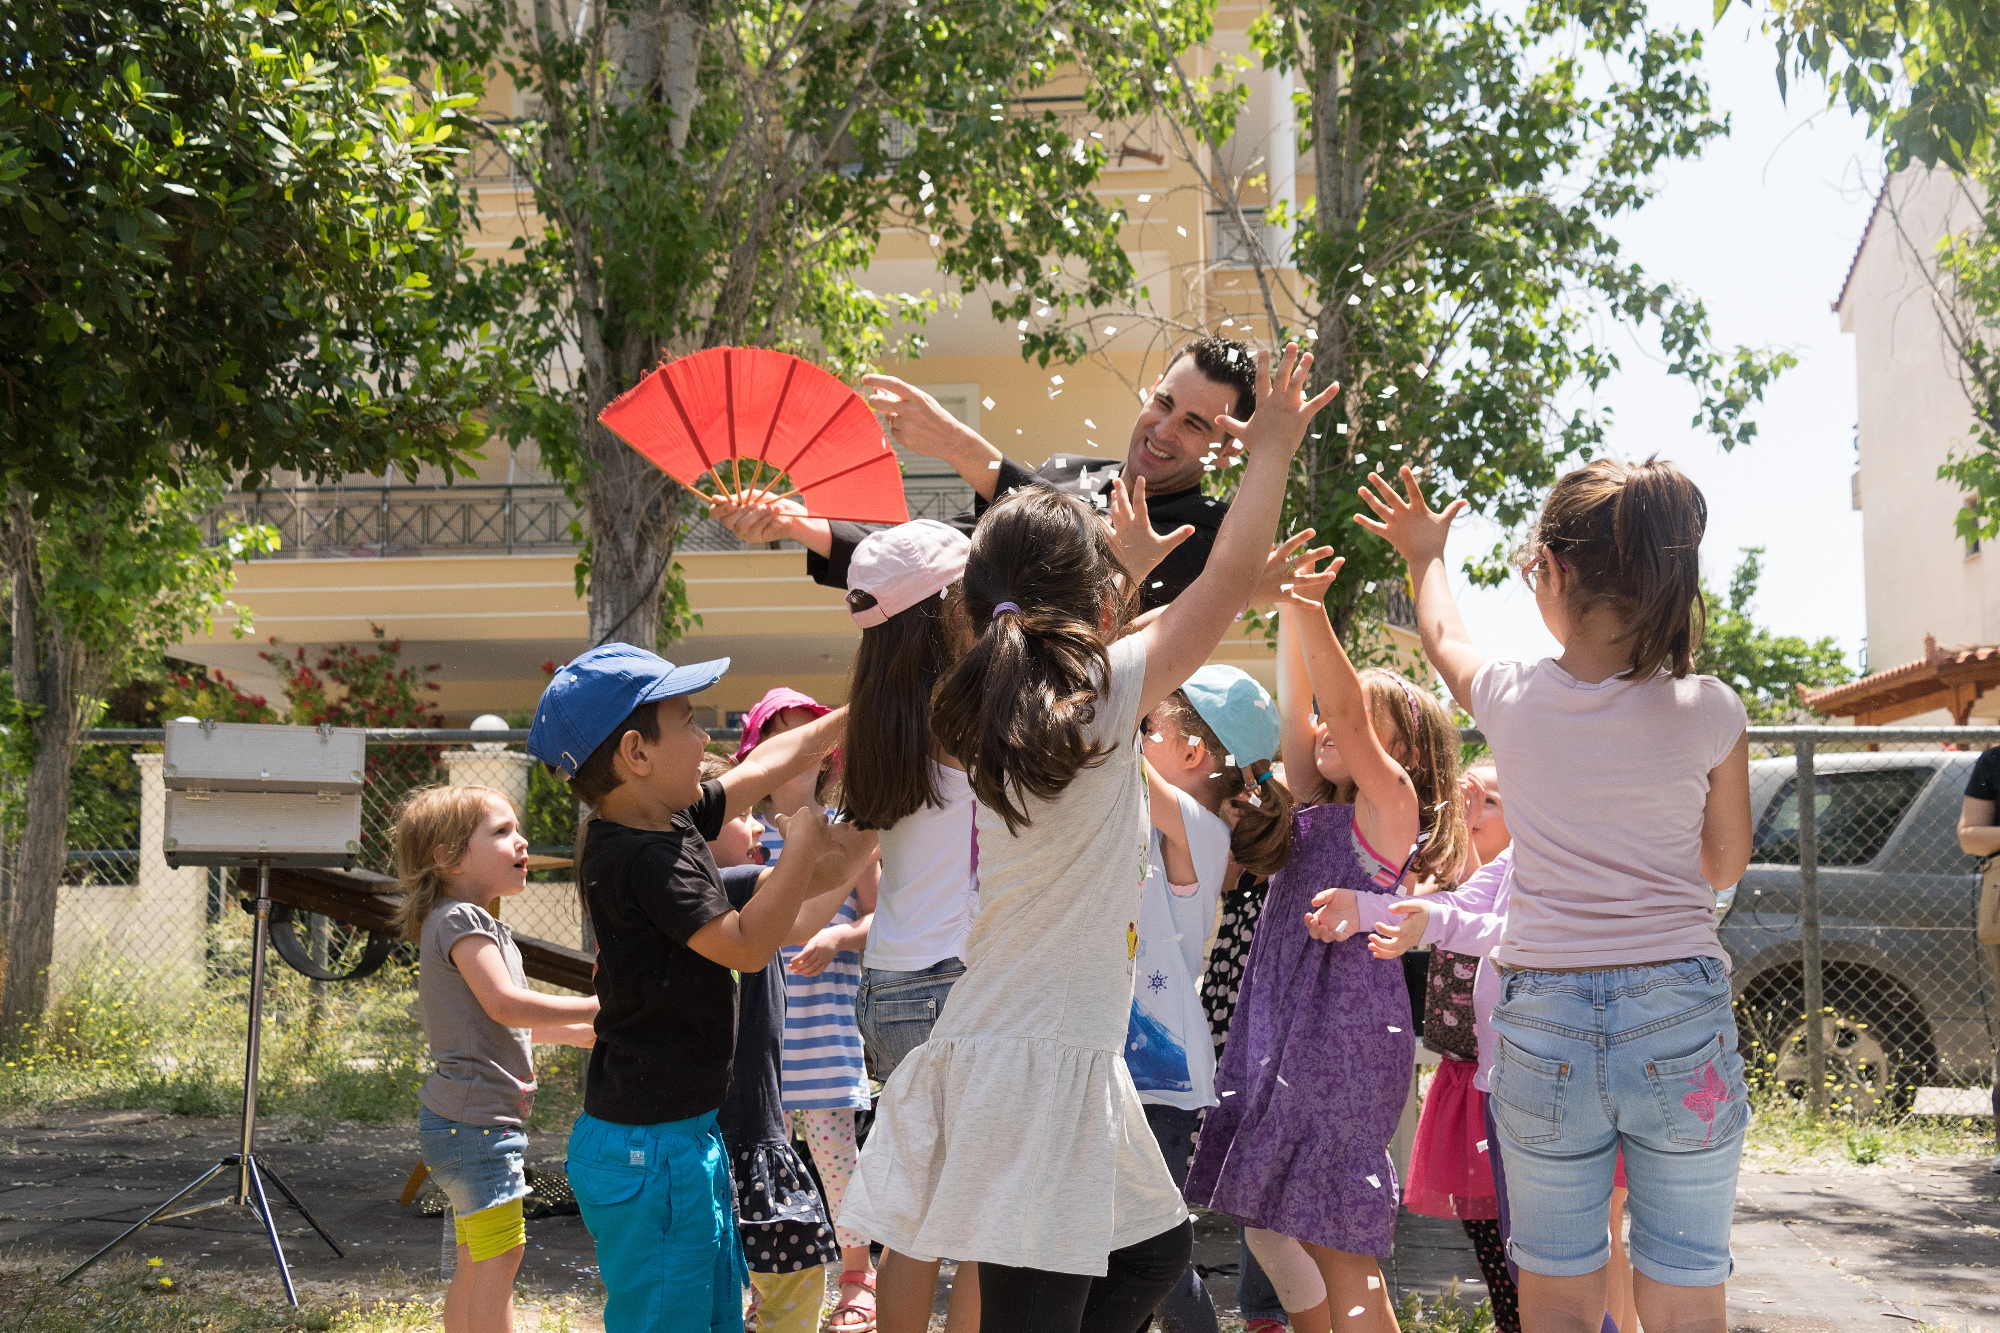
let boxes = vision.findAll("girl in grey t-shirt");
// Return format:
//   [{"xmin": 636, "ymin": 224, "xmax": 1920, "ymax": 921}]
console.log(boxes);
[{"xmin": 394, "ymin": 785, "xmax": 598, "ymax": 1333}]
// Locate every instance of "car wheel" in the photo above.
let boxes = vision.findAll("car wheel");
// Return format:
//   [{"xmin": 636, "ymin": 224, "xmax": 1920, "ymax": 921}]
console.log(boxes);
[{"xmin": 1738, "ymin": 972, "xmax": 1935, "ymax": 1119}]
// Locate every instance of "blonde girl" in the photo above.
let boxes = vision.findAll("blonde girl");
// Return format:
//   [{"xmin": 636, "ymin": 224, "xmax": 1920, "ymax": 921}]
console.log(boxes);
[{"xmin": 395, "ymin": 785, "xmax": 599, "ymax": 1333}]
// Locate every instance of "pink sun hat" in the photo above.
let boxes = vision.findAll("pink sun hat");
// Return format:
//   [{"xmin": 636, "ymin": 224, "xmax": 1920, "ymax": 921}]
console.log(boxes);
[
  {"xmin": 734, "ymin": 686, "xmax": 831, "ymax": 759},
  {"xmin": 846, "ymin": 519, "xmax": 969, "ymax": 629}
]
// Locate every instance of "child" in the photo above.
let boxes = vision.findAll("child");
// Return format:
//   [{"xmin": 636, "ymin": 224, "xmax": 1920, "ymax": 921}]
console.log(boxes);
[
  {"xmin": 703, "ymin": 753, "xmax": 849, "ymax": 1333},
  {"xmin": 840, "ymin": 345, "xmax": 1338, "ymax": 1332},
  {"xmin": 841, "ymin": 518, "xmax": 983, "ymax": 1333},
  {"xmin": 1359, "ymin": 460, "xmax": 1751, "ymax": 1333},
  {"xmin": 394, "ymin": 785, "xmax": 600, "ymax": 1333},
  {"xmin": 1184, "ymin": 552, "xmax": 1468, "ymax": 1333},
  {"xmin": 1131, "ymin": 665, "xmax": 1295, "ymax": 1333},
  {"xmin": 526, "ymin": 642, "xmax": 875, "ymax": 1333},
  {"xmin": 745, "ymin": 692, "xmax": 883, "ymax": 1333},
  {"xmin": 1465, "ymin": 764, "xmax": 1510, "ymax": 865}
]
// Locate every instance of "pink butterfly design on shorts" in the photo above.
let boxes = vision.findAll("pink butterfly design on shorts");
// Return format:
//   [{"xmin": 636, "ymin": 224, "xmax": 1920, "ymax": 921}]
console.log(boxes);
[{"xmin": 1680, "ymin": 1060, "xmax": 1735, "ymax": 1146}]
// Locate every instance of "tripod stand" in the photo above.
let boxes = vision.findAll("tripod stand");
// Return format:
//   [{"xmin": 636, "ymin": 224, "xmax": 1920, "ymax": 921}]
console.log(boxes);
[{"xmin": 60, "ymin": 860, "xmax": 343, "ymax": 1304}]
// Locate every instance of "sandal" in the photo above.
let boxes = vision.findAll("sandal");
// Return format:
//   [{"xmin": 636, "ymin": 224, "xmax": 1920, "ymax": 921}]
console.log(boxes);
[{"xmin": 827, "ymin": 1270, "xmax": 877, "ymax": 1332}]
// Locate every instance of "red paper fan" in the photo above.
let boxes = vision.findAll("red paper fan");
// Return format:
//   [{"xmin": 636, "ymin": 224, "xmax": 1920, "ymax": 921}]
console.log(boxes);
[{"xmin": 598, "ymin": 347, "xmax": 910, "ymax": 524}]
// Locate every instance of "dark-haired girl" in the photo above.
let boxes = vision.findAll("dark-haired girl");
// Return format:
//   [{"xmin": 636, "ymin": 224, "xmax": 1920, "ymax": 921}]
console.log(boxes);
[
  {"xmin": 1360, "ymin": 460, "xmax": 1752, "ymax": 1333},
  {"xmin": 840, "ymin": 347, "xmax": 1338, "ymax": 1333}
]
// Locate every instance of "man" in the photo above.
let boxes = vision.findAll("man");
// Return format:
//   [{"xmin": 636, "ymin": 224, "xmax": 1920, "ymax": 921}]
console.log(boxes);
[{"xmin": 709, "ymin": 335, "xmax": 1262, "ymax": 611}]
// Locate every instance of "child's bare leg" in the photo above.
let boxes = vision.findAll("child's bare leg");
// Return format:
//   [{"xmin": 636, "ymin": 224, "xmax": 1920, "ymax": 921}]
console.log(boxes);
[
  {"xmin": 1302, "ymin": 1242, "xmax": 1399, "ymax": 1333},
  {"xmin": 1519, "ymin": 1269, "xmax": 1612, "ymax": 1333},
  {"xmin": 444, "ymin": 1242, "xmax": 523, "ymax": 1333},
  {"xmin": 1606, "ymin": 1188, "xmax": 1636, "ymax": 1333},
  {"xmin": 945, "ymin": 1260, "xmax": 980, "ymax": 1333},
  {"xmin": 877, "ymin": 1249, "xmax": 941, "ymax": 1333},
  {"xmin": 1246, "ymin": 1228, "xmax": 1332, "ymax": 1333}
]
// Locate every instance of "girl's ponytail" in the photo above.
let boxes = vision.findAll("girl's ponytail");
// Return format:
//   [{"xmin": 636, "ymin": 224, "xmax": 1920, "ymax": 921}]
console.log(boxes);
[
  {"xmin": 1227, "ymin": 764, "xmax": 1296, "ymax": 879},
  {"xmin": 931, "ymin": 488, "xmax": 1129, "ymax": 834}
]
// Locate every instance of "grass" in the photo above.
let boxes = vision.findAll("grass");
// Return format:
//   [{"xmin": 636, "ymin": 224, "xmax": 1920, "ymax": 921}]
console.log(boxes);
[
  {"xmin": 1740, "ymin": 1082, "xmax": 1994, "ymax": 1170},
  {"xmin": 0, "ymin": 928, "xmax": 584, "ymax": 1139}
]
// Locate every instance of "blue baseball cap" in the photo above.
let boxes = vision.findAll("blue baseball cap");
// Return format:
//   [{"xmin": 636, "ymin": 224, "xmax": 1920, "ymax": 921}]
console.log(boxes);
[
  {"xmin": 528, "ymin": 642, "xmax": 731, "ymax": 779},
  {"xmin": 1181, "ymin": 665, "xmax": 1279, "ymax": 770}
]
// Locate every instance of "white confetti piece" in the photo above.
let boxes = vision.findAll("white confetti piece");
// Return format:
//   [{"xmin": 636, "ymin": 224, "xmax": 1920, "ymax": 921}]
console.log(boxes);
[
  {"xmin": 1224, "ymin": 754, "xmax": 1235, "ymax": 765},
  {"xmin": 1084, "ymin": 418, "xmax": 1097, "ymax": 428},
  {"xmin": 1088, "ymin": 439, "xmax": 1100, "ymax": 448},
  {"xmin": 1347, "ymin": 294, "xmax": 1361, "ymax": 305},
  {"xmin": 1150, "ymin": 580, "xmax": 1163, "ymax": 589},
  {"xmin": 1337, "ymin": 423, "xmax": 1349, "ymax": 434},
  {"xmin": 1387, "ymin": 1026, "xmax": 1402, "ymax": 1033},
  {"xmin": 1149, "ymin": 733, "xmax": 1164, "ymax": 743},
  {"xmin": 1362, "ymin": 273, "xmax": 1376, "ymax": 287},
  {"xmin": 987, "ymin": 461, "xmax": 1001, "ymax": 469},
  {"xmin": 1367, "ymin": 1277, "xmax": 1381, "ymax": 1290},
  {"xmin": 1349, "ymin": 1308, "xmax": 1367, "ymax": 1318},
  {"xmin": 982, "ymin": 396, "xmax": 996, "ymax": 410},
  {"xmin": 929, "ymin": 233, "xmax": 941, "ymax": 246},
  {"xmin": 1247, "ymin": 794, "xmax": 1262, "ymax": 807},
  {"xmin": 1279, "ymin": 583, "xmax": 1293, "ymax": 591},
  {"xmin": 1260, "ymin": 1055, "xmax": 1271, "ymax": 1065},
  {"xmin": 1138, "ymin": 193, "xmax": 1151, "ymax": 202},
  {"xmin": 1102, "ymin": 326, "xmax": 1117, "ymax": 335},
  {"xmin": 1221, "ymin": 1089, "xmax": 1236, "ymax": 1097},
  {"xmin": 1476, "ymin": 1139, "xmax": 1488, "ymax": 1153},
  {"xmin": 1366, "ymin": 1174, "xmax": 1381, "ymax": 1188},
  {"xmin": 1276, "ymin": 1075, "xmax": 1290, "ymax": 1087},
  {"xmin": 1177, "ymin": 226, "xmax": 1187, "ymax": 237}
]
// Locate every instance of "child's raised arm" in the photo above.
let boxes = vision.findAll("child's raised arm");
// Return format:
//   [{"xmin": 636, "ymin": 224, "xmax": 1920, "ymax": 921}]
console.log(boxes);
[
  {"xmin": 688, "ymin": 813, "xmax": 877, "ymax": 972},
  {"xmin": 1134, "ymin": 347, "xmax": 1340, "ymax": 721},
  {"xmin": 1281, "ymin": 555, "xmax": 1419, "ymax": 865},
  {"xmin": 720, "ymin": 707, "xmax": 847, "ymax": 821},
  {"xmin": 1276, "ymin": 592, "xmax": 1320, "ymax": 804},
  {"xmin": 1355, "ymin": 466, "xmax": 1486, "ymax": 711},
  {"xmin": 1144, "ymin": 760, "xmax": 1197, "ymax": 887}
]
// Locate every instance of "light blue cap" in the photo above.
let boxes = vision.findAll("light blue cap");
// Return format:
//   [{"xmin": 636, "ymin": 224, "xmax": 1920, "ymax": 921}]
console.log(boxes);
[{"xmin": 1180, "ymin": 665, "xmax": 1279, "ymax": 769}]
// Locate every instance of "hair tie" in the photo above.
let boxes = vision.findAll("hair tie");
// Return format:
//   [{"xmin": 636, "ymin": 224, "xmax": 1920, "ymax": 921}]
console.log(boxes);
[
  {"xmin": 1395, "ymin": 678, "xmax": 1422, "ymax": 735},
  {"xmin": 992, "ymin": 601, "xmax": 1021, "ymax": 616}
]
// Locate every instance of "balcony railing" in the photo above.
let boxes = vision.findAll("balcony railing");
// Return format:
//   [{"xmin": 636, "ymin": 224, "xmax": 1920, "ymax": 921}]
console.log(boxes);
[{"xmin": 209, "ymin": 478, "xmax": 980, "ymax": 560}]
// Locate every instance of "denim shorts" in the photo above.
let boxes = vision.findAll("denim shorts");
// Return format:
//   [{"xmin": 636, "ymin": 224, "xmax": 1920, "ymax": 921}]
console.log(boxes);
[
  {"xmin": 1488, "ymin": 955, "xmax": 1748, "ymax": 1287},
  {"xmin": 855, "ymin": 957, "xmax": 964, "ymax": 1079},
  {"xmin": 417, "ymin": 1105, "xmax": 530, "ymax": 1217}
]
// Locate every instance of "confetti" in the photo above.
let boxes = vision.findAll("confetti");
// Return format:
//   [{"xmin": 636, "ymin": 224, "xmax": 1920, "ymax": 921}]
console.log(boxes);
[
  {"xmin": 1224, "ymin": 754, "xmax": 1235, "ymax": 765},
  {"xmin": 987, "ymin": 461, "xmax": 1001, "ymax": 469},
  {"xmin": 1138, "ymin": 193, "xmax": 1152, "ymax": 202},
  {"xmin": 1362, "ymin": 273, "xmax": 1377, "ymax": 287},
  {"xmin": 1279, "ymin": 583, "xmax": 1293, "ymax": 591},
  {"xmin": 1347, "ymin": 294, "xmax": 1361, "ymax": 305},
  {"xmin": 1247, "ymin": 794, "xmax": 1262, "ymax": 807},
  {"xmin": 1017, "ymin": 319, "xmax": 1029, "ymax": 331},
  {"xmin": 1102, "ymin": 326, "xmax": 1118, "ymax": 335},
  {"xmin": 1177, "ymin": 226, "xmax": 1187, "ymax": 237},
  {"xmin": 1149, "ymin": 733, "xmax": 1164, "ymax": 743},
  {"xmin": 929, "ymin": 233, "xmax": 941, "ymax": 246},
  {"xmin": 1350, "ymin": 1308, "xmax": 1367, "ymax": 1318},
  {"xmin": 1387, "ymin": 1025, "xmax": 1402, "ymax": 1033},
  {"xmin": 1261, "ymin": 1055, "xmax": 1271, "ymax": 1065},
  {"xmin": 1276, "ymin": 1074, "xmax": 1291, "ymax": 1087},
  {"xmin": 1337, "ymin": 423, "xmax": 1349, "ymax": 434},
  {"xmin": 1151, "ymin": 580, "xmax": 1164, "ymax": 588},
  {"xmin": 1088, "ymin": 439, "xmax": 1100, "ymax": 448},
  {"xmin": 1367, "ymin": 1277, "xmax": 1381, "ymax": 1291},
  {"xmin": 1085, "ymin": 418, "xmax": 1097, "ymax": 428},
  {"xmin": 982, "ymin": 396, "xmax": 996, "ymax": 410},
  {"xmin": 1366, "ymin": 1174, "xmax": 1381, "ymax": 1188},
  {"xmin": 1050, "ymin": 374, "xmax": 1064, "ymax": 385},
  {"xmin": 1476, "ymin": 1139, "xmax": 1488, "ymax": 1153}
]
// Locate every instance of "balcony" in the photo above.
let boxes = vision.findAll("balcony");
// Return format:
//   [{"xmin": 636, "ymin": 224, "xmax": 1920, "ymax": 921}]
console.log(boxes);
[
  {"xmin": 207, "ymin": 478, "xmax": 979, "ymax": 561},
  {"xmin": 1209, "ymin": 207, "xmax": 1290, "ymax": 270}
]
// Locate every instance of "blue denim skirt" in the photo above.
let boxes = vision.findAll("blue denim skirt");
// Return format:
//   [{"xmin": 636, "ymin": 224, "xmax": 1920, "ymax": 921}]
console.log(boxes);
[{"xmin": 417, "ymin": 1105, "xmax": 530, "ymax": 1217}]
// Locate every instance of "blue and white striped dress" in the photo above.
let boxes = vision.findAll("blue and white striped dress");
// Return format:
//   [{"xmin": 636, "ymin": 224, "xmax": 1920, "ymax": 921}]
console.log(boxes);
[{"xmin": 778, "ymin": 890, "xmax": 871, "ymax": 1111}]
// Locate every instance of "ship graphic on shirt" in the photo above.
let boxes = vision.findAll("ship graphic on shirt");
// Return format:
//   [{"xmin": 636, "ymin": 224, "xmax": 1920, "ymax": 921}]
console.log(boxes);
[{"xmin": 1125, "ymin": 997, "xmax": 1193, "ymax": 1094}]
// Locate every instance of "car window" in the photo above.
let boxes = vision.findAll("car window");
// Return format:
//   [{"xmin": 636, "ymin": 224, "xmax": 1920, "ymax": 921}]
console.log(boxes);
[{"xmin": 1752, "ymin": 767, "xmax": 1933, "ymax": 867}]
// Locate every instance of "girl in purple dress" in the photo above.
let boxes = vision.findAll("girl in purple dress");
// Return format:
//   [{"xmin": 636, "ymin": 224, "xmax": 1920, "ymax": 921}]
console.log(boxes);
[{"xmin": 1185, "ymin": 555, "xmax": 1467, "ymax": 1333}]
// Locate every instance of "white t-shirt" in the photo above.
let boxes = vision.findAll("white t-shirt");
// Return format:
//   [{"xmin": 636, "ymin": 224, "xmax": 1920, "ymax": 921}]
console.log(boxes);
[
  {"xmin": 1125, "ymin": 787, "xmax": 1232, "ymax": 1110},
  {"xmin": 864, "ymin": 760, "xmax": 978, "ymax": 971},
  {"xmin": 1470, "ymin": 658, "xmax": 1747, "ymax": 971}
]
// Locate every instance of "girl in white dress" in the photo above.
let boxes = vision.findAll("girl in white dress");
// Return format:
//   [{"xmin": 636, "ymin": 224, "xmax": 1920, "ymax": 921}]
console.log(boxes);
[{"xmin": 839, "ymin": 346, "xmax": 1337, "ymax": 1332}]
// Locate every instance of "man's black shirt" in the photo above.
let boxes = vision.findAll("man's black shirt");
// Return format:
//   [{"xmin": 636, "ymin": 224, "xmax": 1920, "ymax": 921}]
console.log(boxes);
[
  {"xmin": 805, "ymin": 453, "xmax": 1229, "ymax": 612},
  {"xmin": 580, "ymin": 781, "xmax": 737, "ymax": 1126}
]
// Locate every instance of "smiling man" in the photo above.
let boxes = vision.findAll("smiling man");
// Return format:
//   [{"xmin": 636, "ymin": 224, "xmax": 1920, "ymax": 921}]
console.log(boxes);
[{"xmin": 709, "ymin": 335, "xmax": 1258, "ymax": 611}]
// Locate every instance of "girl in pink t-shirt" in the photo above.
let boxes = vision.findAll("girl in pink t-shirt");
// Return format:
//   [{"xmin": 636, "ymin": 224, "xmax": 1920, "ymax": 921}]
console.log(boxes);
[{"xmin": 1357, "ymin": 458, "xmax": 1751, "ymax": 1333}]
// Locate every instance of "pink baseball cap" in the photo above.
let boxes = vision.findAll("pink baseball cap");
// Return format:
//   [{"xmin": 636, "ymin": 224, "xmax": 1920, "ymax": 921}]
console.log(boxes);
[
  {"xmin": 734, "ymin": 687, "xmax": 831, "ymax": 759},
  {"xmin": 846, "ymin": 520, "xmax": 970, "ymax": 629}
]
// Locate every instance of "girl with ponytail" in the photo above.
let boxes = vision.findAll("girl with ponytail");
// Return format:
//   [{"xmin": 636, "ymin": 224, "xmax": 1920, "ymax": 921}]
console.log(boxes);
[{"xmin": 840, "ymin": 345, "xmax": 1339, "ymax": 1331}]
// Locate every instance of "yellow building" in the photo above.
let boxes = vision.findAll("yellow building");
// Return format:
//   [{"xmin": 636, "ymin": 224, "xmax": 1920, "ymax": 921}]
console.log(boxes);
[{"xmin": 174, "ymin": 6, "xmax": 1413, "ymax": 723}]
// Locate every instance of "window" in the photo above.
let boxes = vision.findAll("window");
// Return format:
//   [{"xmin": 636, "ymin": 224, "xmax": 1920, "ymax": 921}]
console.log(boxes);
[{"xmin": 1752, "ymin": 767, "xmax": 1932, "ymax": 867}]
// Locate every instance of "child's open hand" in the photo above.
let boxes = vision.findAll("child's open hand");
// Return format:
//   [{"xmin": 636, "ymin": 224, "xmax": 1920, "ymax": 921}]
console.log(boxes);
[
  {"xmin": 771, "ymin": 810, "xmax": 879, "ymax": 896},
  {"xmin": 1282, "ymin": 553, "xmax": 1345, "ymax": 614},
  {"xmin": 1304, "ymin": 886, "xmax": 1360, "ymax": 943},
  {"xmin": 1354, "ymin": 465, "xmax": 1466, "ymax": 568},
  {"xmin": 787, "ymin": 930, "xmax": 840, "ymax": 976},
  {"xmin": 1214, "ymin": 345, "xmax": 1342, "ymax": 465},
  {"xmin": 1108, "ymin": 476, "xmax": 1197, "ymax": 586},
  {"xmin": 1365, "ymin": 900, "xmax": 1429, "ymax": 959},
  {"xmin": 1247, "ymin": 530, "xmax": 1327, "ymax": 607}
]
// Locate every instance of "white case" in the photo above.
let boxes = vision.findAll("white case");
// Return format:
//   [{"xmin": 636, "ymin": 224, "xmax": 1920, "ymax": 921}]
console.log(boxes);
[
  {"xmin": 162, "ymin": 720, "xmax": 366, "ymax": 794},
  {"xmin": 163, "ymin": 789, "xmax": 363, "ymax": 868}
]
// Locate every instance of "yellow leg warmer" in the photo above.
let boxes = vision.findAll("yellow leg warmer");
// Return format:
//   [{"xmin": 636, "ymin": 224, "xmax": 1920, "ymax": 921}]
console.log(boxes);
[
  {"xmin": 451, "ymin": 1197, "xmax": 526, "ymax": 1262},
  {"xmin": 748, "ymin": 1265, "xmax": 827, "ymax": 1333}
]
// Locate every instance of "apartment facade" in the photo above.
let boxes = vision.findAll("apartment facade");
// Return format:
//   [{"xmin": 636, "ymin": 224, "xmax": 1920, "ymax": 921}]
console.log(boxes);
[{"xmin": 173, "ymin": 6, "xmax": 1411, "ymax": 722}]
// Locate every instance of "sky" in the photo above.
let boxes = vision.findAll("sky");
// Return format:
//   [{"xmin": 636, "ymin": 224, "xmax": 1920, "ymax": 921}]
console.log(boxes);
[{"xmin": 1445, "ymin": 7, "xmax": 1881, "ymax": 669}]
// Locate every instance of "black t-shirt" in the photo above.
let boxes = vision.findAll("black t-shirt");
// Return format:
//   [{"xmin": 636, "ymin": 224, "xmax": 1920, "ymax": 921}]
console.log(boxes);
[
  {"xmin": 807, "ymin": 454, "xmax": 1228, "ymax": 612},
  {"xmin": 581, "ymin": 780, "xmax": 735, "ymax": 1126},
  {"xmin": 1966, "ymin": 747, "xmax": 2000, "ymax": 802},
  {"xmin": 716, "ymin": 865, "xmax": 785, "ymax": 1148}
]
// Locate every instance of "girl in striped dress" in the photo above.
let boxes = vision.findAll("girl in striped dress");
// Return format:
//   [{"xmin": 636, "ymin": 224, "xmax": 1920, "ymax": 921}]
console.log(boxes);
[{"xmin": 782, "ymin": 879, "xmax": 879, "ymax": 1329}]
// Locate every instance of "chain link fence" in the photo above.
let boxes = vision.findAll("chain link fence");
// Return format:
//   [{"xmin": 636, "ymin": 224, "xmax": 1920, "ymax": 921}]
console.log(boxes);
[{"xmin": 4, "ymin": 724, "xmax": 1996, "ymax": 1121}]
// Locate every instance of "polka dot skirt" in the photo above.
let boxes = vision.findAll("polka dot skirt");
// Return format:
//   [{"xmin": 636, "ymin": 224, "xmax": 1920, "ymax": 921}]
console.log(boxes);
[
  {"xmin": 732, "ymin": 1139, "xmax": 838, "ymax": 1274},
  {"xmin": 1203, "ymin": 871, "xmax": 1269, "ymax": 1053}
]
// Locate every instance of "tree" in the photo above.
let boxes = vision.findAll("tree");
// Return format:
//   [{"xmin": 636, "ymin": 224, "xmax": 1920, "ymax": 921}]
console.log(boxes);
[
  {"xmin": 461, "ymin": 0, "xmax": 1219, "ymax": 649},
  {"xmin": 1071, "ymin": 0, "xmax": 1792, "ymax": 633},
  {"xmin": 1735, "ymin": 1, "xmax": 2000, "ymax": 546},
  {"xmin": 0, "ymin": 477, "xmax": 273, "ymax": 1047},
  {"xmin": 1697, "ymin": 546, "xmax": 1853, "ymax": 723}
]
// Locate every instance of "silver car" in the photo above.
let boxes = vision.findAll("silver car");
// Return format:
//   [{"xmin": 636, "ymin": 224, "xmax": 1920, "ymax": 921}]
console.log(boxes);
[{"xmin": 1719, "ymin": 749, "xmax": 1997, "ymax": 1112}]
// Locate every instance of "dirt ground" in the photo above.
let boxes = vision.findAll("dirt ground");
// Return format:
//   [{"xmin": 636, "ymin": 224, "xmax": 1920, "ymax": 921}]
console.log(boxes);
[{"xmin": 1, "ymin": 1108, "xmax": 1995, "ymax": 1331}]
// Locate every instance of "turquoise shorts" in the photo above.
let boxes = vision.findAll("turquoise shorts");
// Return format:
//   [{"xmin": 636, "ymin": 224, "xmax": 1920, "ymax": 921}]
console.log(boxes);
[{"xmin": 567, "ymin": 1109, "xmax": 747, "ymax": 1333}]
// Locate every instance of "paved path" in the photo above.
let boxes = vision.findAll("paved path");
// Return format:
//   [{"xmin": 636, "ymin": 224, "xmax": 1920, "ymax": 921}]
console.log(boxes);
[{"xmin": 2, "ymin": 1109, "xmax": 1995, "ymax": 1330}]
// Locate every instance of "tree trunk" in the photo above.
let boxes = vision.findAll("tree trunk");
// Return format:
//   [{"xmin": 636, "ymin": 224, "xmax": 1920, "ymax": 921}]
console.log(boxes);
[
  {"xmin": 0, "ymin": 547, "xmax": 82, "ymax": 1052},
  {"xmin": 580, "ymin": 412, "xmax": 681, "ymax": 651},
  {"xmin": 661, "ymin": 3, "xmax": 704, "ymax": 153}
]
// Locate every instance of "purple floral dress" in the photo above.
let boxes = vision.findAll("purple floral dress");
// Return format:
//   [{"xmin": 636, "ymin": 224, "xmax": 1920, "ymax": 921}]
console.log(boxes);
[{"xmin": 1183, "ymin": 802, "xmax": 1416, "ymax": 1254}]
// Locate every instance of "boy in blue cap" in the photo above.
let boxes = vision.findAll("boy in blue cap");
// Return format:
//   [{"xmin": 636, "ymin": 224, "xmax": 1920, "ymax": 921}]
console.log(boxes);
[{"xmin": 529, "ymin": 643, "xmax": 872, "ymax": 1333}]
